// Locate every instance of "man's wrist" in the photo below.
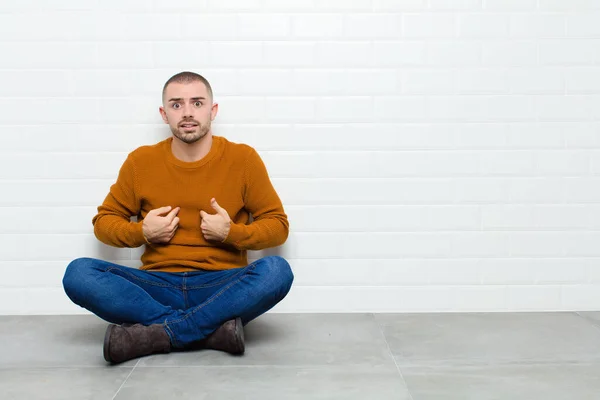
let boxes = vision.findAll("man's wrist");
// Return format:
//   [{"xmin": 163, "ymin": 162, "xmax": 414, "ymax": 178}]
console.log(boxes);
[
  {"xmin": 142, "ymin": 230, "xmax": 152, "ymax": 245},
  {"xmin": 221, "ymin": 223, "xmax": 231, "ymax": 241}
]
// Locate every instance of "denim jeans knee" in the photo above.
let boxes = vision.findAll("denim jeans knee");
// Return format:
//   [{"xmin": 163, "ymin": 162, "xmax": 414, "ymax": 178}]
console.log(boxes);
[
  {"xmin": 263, "ymin": 255, "xmax": 294, "ymax": 291},
  {"xmin": 62, "ymin": 257, "xmax": 96, "ymax": 303}
]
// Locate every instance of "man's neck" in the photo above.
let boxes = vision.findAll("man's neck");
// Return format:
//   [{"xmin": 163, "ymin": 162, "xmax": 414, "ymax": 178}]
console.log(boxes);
[{"xmin": 171, "ymin": 133, "xmax": 213, "ymax": 163}]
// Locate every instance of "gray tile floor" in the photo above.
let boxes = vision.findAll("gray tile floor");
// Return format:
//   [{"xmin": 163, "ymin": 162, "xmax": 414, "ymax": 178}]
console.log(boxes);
[{"xmin": 2, "ymin": 312, "xmax": 600, "ymax": 399}]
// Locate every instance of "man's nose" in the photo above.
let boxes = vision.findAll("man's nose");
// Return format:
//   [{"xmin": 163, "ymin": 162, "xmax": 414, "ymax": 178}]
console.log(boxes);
[{"xmin": 182, "ymin": 104, "xmax": 193, "ymax": 118}]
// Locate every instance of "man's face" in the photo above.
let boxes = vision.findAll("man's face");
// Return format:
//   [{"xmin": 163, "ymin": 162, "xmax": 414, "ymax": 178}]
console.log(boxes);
[{"xmin": 159, "ymin": 81, "xmax": 218, "ymax": 144}]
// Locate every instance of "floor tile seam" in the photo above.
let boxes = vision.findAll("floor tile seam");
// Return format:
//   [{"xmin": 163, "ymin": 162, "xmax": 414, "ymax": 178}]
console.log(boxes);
[
  {"xmin": 132, "ymin": 363, "xmax": 399, "ymax": 369},
  {"xmin": 575, "ymin": 311, "xmax": 600, "ymax": 333},
  {"xmin": 372, "ymin": 313, "xmax": 416, "ymax": 400},
  {"xmin": 111, "ymin": 359, "xmax": 140, "ymax": 400},
  {"xmin": 395, "ymin": 358, "xmax": 600, "ymax": 369}
]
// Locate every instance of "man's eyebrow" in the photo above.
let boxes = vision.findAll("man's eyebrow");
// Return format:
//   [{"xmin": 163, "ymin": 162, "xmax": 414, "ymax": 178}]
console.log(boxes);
[{"xmin": 167, "ymin": 97, "xmax": 206, "ymax": 102}]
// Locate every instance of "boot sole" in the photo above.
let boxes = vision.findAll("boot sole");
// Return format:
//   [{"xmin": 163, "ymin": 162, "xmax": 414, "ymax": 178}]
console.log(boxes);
[
  {"xmin": 234, "ymin": 317, "xmax": 245, "ymax": 355},
  {"xmin": 103, "ymin": 324, "xmax": 116, "ymax": 363}
]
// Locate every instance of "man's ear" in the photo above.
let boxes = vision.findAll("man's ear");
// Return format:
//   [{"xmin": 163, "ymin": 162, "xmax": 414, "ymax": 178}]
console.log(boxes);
[
  {"xmin": 211, "ymin": 102, "xmax": 219, "ymax": 121},
  {"xmin": 159, "ymin": 106, "xmax": 169, "ymax": 124}
]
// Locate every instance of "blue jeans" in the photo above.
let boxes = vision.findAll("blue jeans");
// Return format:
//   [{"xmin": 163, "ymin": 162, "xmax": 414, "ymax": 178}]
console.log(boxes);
[{"xmin": 62, "ymin": 256, "xmax": 294, "ymax": 348}]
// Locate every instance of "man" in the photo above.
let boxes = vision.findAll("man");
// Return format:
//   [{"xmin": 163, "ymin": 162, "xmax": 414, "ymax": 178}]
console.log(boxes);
[{"xmin": 62, "ymin": 71, "xmax": 293, "ymax": 364}]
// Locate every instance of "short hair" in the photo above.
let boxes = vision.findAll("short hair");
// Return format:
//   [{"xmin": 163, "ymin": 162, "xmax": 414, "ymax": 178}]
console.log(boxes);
[{"xmin": 162, "ymin": 71, "xmax": 213, "ymax": 102}]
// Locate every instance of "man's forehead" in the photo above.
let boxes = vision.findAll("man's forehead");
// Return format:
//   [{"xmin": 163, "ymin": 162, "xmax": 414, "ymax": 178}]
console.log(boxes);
[{"xmin": 164, "ymin": 81, "xmax": 209, "ymax": 98}]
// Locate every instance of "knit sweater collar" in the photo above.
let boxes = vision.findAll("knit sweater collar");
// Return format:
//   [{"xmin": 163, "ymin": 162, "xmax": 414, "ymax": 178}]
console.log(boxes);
[{"xmin": 163, "ymin": 135, "xmax": 224, "ymax": 169}]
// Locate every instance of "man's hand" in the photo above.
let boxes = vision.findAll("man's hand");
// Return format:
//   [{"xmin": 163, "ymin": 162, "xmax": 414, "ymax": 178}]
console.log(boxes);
[
  {"xmin": 199, "ymin": 198, "xmax": 231, "ymax": 242},
  {"xmin": 142, "ymin": 206, "xmax": 180, "ymax": 244}
]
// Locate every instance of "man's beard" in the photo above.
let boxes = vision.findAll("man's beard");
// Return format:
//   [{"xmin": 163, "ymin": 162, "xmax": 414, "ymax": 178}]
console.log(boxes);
[{"xmin": 170, "ymin": 121, "xmax": 210, "ymax": 144}]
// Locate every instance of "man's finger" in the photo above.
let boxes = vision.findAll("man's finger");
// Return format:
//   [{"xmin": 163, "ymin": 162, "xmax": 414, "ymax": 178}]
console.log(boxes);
[
  {"xmin": 168, "ymin": 217, "xmax": 179, "ymax": 230},
  {"xmin": 166, "ymin": 206, "xmax": 180, "ymax": 221},
  {"xmin": 152, "ymin": 206, "xmax": 172, "ymax": 216},
  {"xmin": 200, "ymin": 210, "xmax": 210, "ymax": 219},
  {"xmin": 211, "ymin": 198, "xmax": 229, "ymax": 218}
]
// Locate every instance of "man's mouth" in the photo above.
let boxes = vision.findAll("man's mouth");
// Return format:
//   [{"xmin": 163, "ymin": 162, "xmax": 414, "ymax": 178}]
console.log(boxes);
[{"xmin": 180, "ymin": 123, "xmax": 198, "ymax": 129}]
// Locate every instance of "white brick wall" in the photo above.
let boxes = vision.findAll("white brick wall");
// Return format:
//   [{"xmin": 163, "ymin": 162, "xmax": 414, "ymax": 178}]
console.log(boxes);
[{"xmin": 2, "ymin": 1, "xmax": 600, "ymax": 314}]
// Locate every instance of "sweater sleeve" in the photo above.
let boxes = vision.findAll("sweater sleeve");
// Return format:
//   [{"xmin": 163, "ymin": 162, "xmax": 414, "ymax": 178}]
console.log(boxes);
[
  {"xmin": 222, "ymin": 148, "xmax": 289, "ymax": 250},
  {"xmin": 91, "ymin": 153, "xmax": 149, "ymax": 248}
]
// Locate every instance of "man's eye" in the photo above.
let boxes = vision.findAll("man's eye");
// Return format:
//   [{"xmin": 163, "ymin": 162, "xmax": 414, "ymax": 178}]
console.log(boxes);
[
  {"xmin": 195, "ymin": 101, "xmax": 202, "ymax": 107},
  {"xmin": 173, "ymin": 103, "xmax": 180, "ymax": 109}
]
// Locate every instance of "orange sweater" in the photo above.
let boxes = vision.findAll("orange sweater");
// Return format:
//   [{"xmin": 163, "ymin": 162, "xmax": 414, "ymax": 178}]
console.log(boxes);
[{"xmin": 92, "ymin": 135, "xmax": 289, "ymax": 272}]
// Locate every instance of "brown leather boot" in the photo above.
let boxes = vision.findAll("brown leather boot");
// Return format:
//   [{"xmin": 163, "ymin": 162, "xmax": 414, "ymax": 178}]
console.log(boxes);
[
  {"xmin": 103, "ymin": 323, "xmax": 171, "ymax": 364},
  {"xmin": 202, "ymin": 317, "xmax": 245, "ymax": 355}
]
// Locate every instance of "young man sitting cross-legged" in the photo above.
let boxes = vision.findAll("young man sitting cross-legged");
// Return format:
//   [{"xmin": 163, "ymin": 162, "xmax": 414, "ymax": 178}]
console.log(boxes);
[{"xmin": 62, "ymin": 71, "xmax": 294, "ymax": 364}]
